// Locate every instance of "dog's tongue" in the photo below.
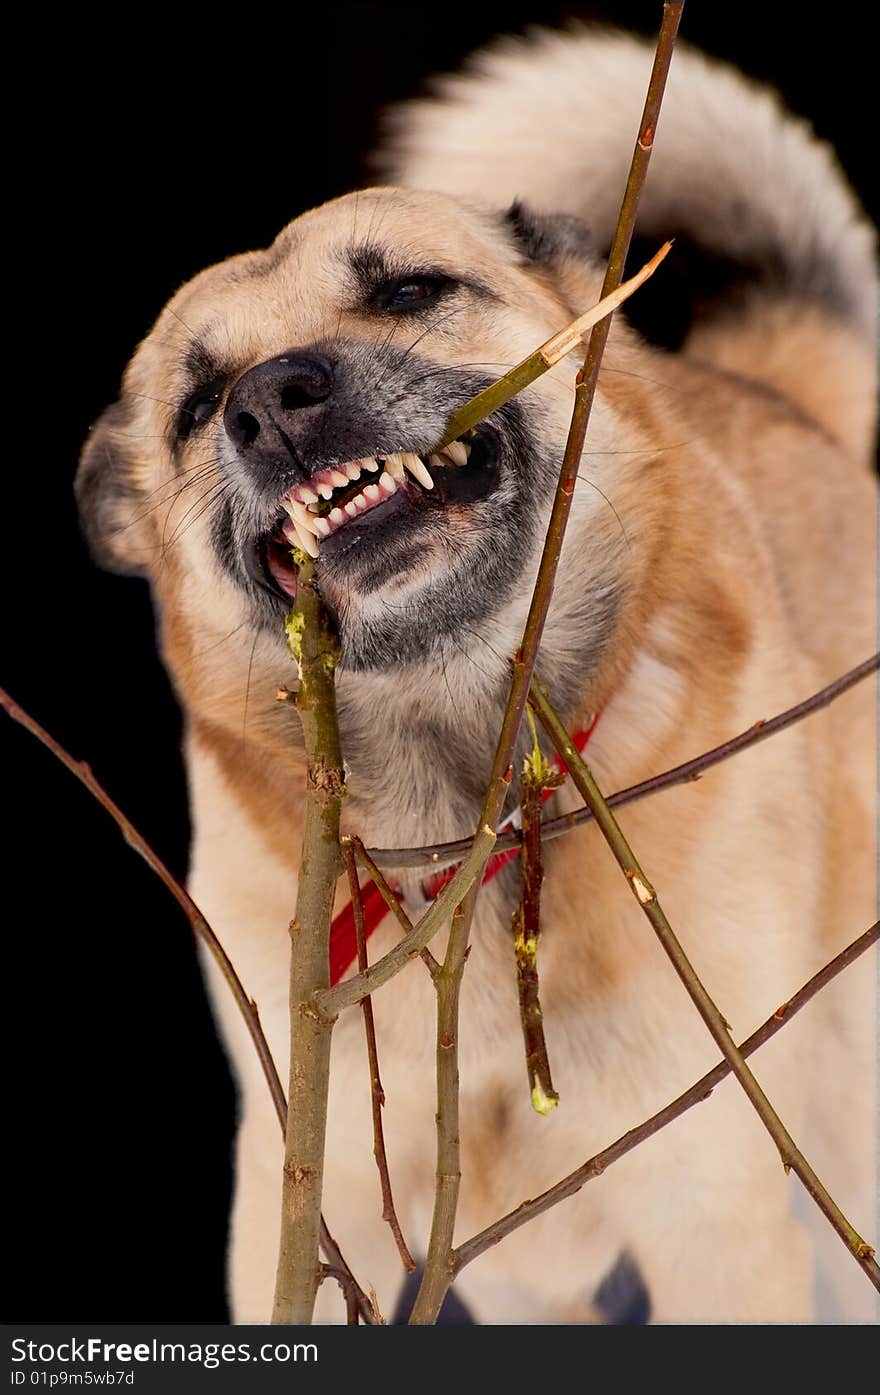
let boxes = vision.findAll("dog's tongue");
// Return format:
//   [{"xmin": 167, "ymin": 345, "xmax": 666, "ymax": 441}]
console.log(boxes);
[{"xmin": 266, "ymin": 535, "xmax": 298, "ymax": 597}]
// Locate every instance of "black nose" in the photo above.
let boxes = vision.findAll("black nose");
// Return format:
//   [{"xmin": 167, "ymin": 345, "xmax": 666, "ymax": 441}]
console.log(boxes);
[{"xmin": 224, "ymin": 350, "xmax": 335, "ymax": 461}]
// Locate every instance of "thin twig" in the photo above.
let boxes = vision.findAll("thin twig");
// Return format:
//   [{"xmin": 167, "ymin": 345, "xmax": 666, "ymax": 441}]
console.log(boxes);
[
  {"xmin": 314, "ymin": 820, "xmax": 497, "ymax": 1017},
  {"xmin": 408, "ymin": 0, "xmax": 686, "ymax": 1325},
  {"xmin": 314, "ymin": 1223, "xmax": 377, "ymax": 1324},
  {"xmin": 0, "ymin": 683, "xmax": 378, "ymax": 1324},
  {"xmin": 319, "ymin": 1264, "xmax": 361, "ymax": 1325},
  {"xmin": 438, "ymin": 241, "xmax": 671, "ymax": 446},
  {"xmin": 344, "ymin": 843, "xmax": 417, "ymax": 1272},
  {"xmin": 454, "ymin": 923, "xmax": 879, "ymax": 1275},
  {"xmin": 349, "ymin": 836, "xmax": 440, "ymax": 980},
  {"xmin": 272, "ymin": 555, "xmax": 346, "ymax": 1325},
  {"xmin": 369, "ymin": 652, "xmax": 879, "ymax": 870},
  {"xmin": 530, "ymin": 678, "xmax": 880, "ymax": 1292},
  {"xmin": 512, "ymin": 721, "xmax": 562, "ymax": 1114},
  {"xmin": 414, "ymin": 901, "xmax": 469, "ymax": 1323}
]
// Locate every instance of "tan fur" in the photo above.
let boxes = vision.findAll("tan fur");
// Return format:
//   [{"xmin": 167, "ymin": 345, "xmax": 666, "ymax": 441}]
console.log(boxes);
[{"xmin": 78, "ymin": 32, "xmax": 877, "ymax": 1324}]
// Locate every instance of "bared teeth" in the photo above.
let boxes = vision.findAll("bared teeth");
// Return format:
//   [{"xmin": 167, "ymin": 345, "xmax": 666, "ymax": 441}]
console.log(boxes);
[
  {"xmin": 428, "ymin": 439, "xmax": 469, "ymax": 469},
  {"xmin": 282, "ymin": 516, "xmax": 319, "ymax": 558},
  {"xmin": 402, "ymin": 451, "xmax": 434, "ymax": 489},
  {"xmin": 384, "ymin": 452, "xmax": 406, "ymax": 482},
  {"xmin": 378, "ymin": 471, "xmax": 397, "ymax": 496},
  {"xmin": 274, "ymin": 436, "xmax": 468, "ymax": 555},
  {"xmin": 282, "ymin": 497, "xmax": 321, "ymax": 536},
  {"xmin": 443, "ymin": 440, "xmax": 469, "ymax": 467}
]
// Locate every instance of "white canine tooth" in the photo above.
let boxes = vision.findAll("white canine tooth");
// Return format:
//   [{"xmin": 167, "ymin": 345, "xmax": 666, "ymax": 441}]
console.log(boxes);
[
  {"xmin": 329, "ymin": 507, "xmax": 345, "ymax": 526},
  {"xmin": 294, "ymin": 522, "xmax": 319, "ymax": 558},
  {"xmin": 283, "ymin": 498, "xmax": 320, "ymax": 536},
  {"xmin": 345, "ymin": 460, "xmax": 364, "ymax": 480},
  {"xmin": 403, "ymin": 452, "xmax": 434, "ymax": 489},
  {"xmin": 284, "ymin": 516, "xmax": 318, "ymax": 558},
  {"xmin": 330, "ymin": 469, "xmax": 349, "ymax": 488},
  {"xmin": 344, "ymin": 500, "xmax": 359, "ymax": 518},
  {"xmin": 378, "ymin": 471, "xmax": 397, "ymax": 495},
  {"xmin": 363, "ymin": 483, "xmax": 380, "ymax": 502},
  {"xmin": 444, "ymin": 440, "xmax": 468, "ymax": 467},
  {"xmin": 384, "ymin": 452, "xmax": 406, "ymax": 481},
  {"xmin": 312, "ymin": 515, "xmax": 331, "ymax": 537}
]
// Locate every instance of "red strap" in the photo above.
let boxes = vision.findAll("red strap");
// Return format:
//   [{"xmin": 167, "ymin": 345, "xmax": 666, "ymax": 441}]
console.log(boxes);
[{"xmin": 329, "ymin": 712, "xmax": 601, "ymax": 985}]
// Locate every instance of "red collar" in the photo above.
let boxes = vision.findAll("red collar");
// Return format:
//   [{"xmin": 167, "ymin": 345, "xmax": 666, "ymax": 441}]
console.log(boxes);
[{"xmin": 329, "ymin": 710, "xmax": 601, "ymax": 986}]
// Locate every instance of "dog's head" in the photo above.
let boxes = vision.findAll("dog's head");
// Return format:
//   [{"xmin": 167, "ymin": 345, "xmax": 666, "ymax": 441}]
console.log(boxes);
[{"xmin": 78, "ymin": 188, "xmax": 630, "ymax": 713}]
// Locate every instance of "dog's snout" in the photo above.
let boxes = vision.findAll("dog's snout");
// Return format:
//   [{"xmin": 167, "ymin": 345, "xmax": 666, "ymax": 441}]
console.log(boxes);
[{"xmin": 224, "ymin": 351, "xmax": 335, "ymax": 462}]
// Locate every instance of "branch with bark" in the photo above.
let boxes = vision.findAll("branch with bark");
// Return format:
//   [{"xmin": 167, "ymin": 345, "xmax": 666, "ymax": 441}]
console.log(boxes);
[
  {"xmin": 10, "ymin": 0, "xmax": 876, "ymax": 1334},
  {"xmin": 272, "ymin": 555, "xmax": 347, "ymax": 1324},
  {"xmin": 511, "ymin": 717, "xmax": 563, "ymax": 1114},
  {"xmin": 0, "ymin": 682, "xmax": 378, "ymax": 1325},
  {"xmin": 368, "ymin": 651, "xmax": 880, "ymax": 871},
  {"xmin": 344, "ymin": 842, "xmax": 416, "ymax": 1271},
  {"xmin": 529, "ymin": 678, "xmax": 880, "ymax": 1291},
  {"xmin": 408, "ymin": 0, "xmax": 686, "ymax": 1325},
  {"xmin": 453, "ymin": 923, "xmax": 878, "ymax": 1276}
]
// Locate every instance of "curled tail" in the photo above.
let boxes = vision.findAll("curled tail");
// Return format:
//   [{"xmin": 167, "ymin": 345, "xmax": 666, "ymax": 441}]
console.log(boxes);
[{"xmin": 377, "ymin": 28, "xmax": 877, "ymax": 458}]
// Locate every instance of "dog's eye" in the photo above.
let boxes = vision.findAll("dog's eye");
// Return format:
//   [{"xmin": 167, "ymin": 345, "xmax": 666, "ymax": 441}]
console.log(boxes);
[
  {"xmin": 177, "ymin": 377, "xmax": 226, "ymax": 442},
  {"xmin": 374, "ymin": 274, "xmax": 451, "ymax": 312}
]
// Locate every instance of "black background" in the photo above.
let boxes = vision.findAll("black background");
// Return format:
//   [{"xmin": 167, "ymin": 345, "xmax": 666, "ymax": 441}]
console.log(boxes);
[{"xmin": 5, "ymin": 3, "xmax": 875, "ymax": 1322}]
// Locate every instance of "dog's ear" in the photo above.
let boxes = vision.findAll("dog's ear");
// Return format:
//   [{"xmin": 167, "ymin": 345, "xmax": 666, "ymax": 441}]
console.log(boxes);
[
  {"xmin": 75, "ymin": 401, "xmax": 153, "ymax": 576},
  {"xmin": 503, "ymin": 200, "xmax": 595, "ymax": 266}
]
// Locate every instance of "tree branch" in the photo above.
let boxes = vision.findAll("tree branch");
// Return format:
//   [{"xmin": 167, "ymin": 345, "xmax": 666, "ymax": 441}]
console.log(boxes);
[
  {"xmin": 350, "ymin": 836, "xmax": 440, "ymax": 980},
  {"xmin": 438, "ymin": 241, "xmax": 671, "ymax": 446},
  {"xmin": 0, "ymin": 683, "xmax": 378, "ymax": 1324},
  {"xmin": 530, "ymin": 678, "xmax": 880, "ymax": 1292},
  {"xmin": 408, "ymin": 0, "xmax": 686, "ymax": 1324},
  {"xmin": 454, "ymin": 923, "xmax": 878, "ymax": 1275},
  {"xmin": 319, "ymin": 1264, "xmax": 361, "ymax": 1325},
  {"xmin": 512, "ymin": 723, "xmax": 562, "ymax": 1114},
  {"xmin": 272, "ymin": 556, "xmax": 346, "ymax": 1324},
  {"xmin": 344, "ymin": 843, "xmax": 416, "ymax": 1272},
  {"xmin": 368, "ymin": 652, "xmax": 879, "ymax": 870},
  {"xmin": 314, "ymin": 820, "xmax": 497, "ymax": 1017}
]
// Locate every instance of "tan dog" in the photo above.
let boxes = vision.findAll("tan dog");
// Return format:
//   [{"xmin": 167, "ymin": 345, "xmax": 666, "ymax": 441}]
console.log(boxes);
[{"xmin": 76, "ymin": 30, "xmax": 877, "ymax": 1323}]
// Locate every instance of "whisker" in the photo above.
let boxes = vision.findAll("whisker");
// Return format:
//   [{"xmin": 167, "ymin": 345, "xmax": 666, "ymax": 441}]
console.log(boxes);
[
  {"xmin": 161, "ymin": 478, "xmax": 233, "ymax": 552},
  {"xmin": 191, "ymin": 620, "xmax": 249, "ymax": 658},
  {"xmin": 575, "ymin": 473, "xmax": 631, "ymax": 550}
]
